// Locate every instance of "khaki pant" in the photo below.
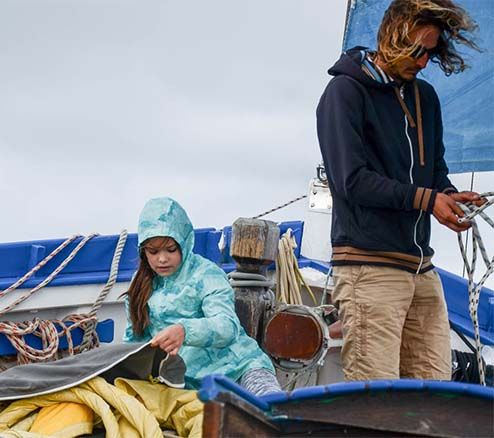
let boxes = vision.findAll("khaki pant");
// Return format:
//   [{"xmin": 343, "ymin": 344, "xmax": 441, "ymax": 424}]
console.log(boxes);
[{"xmin": 332, "ymin": 265, "xmax": 451, "ymax": 381}]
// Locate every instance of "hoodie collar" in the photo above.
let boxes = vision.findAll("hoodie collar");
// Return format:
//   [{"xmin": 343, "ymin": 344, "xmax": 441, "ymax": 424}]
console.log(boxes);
[
  {"xmin": 328, "ymin": 47, "xmax": 397, "ymax": 89},
  {"xmin": 327, "ymin": 47, "xmax": 425, "ymax": 167},
  {"xmin": 360, "ymin": 50, "xmax": 395, "ymax": 84}
]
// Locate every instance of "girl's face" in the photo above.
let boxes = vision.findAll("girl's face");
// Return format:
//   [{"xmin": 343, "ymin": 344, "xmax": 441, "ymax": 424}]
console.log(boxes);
[{"xmin": 143, "ymin": 237, "xmax": 182, "ymax": 277}]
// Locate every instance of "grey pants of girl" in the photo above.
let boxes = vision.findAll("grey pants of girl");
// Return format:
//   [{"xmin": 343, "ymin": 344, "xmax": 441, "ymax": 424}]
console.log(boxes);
[{"xmin": 239, "ymin": 368, "xmax": 281, "ymax": 396}]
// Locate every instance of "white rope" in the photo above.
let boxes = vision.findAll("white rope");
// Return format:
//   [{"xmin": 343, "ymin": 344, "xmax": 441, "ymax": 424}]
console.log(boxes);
[
  {"xmin": 456, "ymin": 192, "xmax": 494, "ymax": 386},
  {"xmin": 80, "ymin": 229, "xmax": 128, "ymax": 351},
  {"xmin": 275, "ymin": 229, "xmax": 316, "ymax": 305}
]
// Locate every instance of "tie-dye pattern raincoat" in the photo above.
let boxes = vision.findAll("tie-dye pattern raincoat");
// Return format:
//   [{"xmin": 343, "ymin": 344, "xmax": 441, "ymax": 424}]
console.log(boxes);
[{"xmin": 123, "ymin": 197, "xmax": 275, "ymax": 389}]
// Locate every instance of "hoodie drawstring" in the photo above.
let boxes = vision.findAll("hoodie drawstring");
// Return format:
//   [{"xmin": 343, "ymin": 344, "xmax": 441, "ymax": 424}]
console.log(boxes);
[
  {"xmin": 414, "ymin": 82, "xmax": 425, "ymax": 166},
  {"xmin": 393, "ymin": 81, "xmax": 425, "ymax": 167}
]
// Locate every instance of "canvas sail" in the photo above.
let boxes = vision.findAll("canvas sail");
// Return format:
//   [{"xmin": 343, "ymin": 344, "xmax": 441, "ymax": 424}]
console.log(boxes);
[{"xmin": 342, "ymin": 0, "xmax": 494, "ymax": 174}]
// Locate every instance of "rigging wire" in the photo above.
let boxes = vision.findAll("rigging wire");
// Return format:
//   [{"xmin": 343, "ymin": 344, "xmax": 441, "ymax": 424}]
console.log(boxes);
[{"xmin": 251, "ymin": 195, "xmax": 307, "ymax": 220}]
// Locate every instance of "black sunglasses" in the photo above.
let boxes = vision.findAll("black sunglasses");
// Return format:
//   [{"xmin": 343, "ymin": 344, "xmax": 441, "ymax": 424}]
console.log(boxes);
[{"xmin": 409, "ymin": 44, "xmax": 441, "ymax": 59}]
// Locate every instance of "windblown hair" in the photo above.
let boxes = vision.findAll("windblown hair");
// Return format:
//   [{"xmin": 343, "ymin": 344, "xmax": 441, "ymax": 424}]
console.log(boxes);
[
  {"xmin": 126, "ymin": 237, "xmax": 177, "ymax": 336},
  {"xmin": 377, "ymin": 0, "xmax": 479, "ymax": 75}
]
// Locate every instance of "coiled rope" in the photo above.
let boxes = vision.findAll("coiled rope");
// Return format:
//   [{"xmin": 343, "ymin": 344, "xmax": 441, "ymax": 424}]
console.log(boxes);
[
  {"xmin": 457, "ymin": 192, "xmax": 494, "ymax": 386},
  {"xmin": 275, "ymin": 229, "xmax": 316, "ymax": 305},
  {"xmin": 0, "ymin": 315, "xmax": 97, "ymax": 366},
  {"xmin": 228, "ymin": 271, "xmax": 274, "ymax": 289},
  {"xmin": 0, "ymin": 230, "xmax": 127, "ymax": 366}
]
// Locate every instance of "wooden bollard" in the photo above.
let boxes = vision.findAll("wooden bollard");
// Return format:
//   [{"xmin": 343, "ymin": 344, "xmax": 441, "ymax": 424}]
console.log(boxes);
[
  {"xmin": 230, "ymin": 218, "xmax": 279, "ymax": 341},
  {"xmin": 231, "ymin": 218, "xmax": 279, "ymax": 272}
]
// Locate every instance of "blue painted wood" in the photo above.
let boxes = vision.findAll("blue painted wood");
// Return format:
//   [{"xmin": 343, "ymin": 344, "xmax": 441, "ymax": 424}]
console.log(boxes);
[
  {"xmin": 437, "ymin": 267, "xmax": 494, "ymax": 345},
  {"xmin": 199, "ymin": 375, "xmax": 494, "ymax": 410},
  {"xmin": 0, "ymin": 227, "xmax": 224, "ymax": 290},
  {"xmin": 199, "ymin": 374, "xmax": 271, "ymax": 411}
]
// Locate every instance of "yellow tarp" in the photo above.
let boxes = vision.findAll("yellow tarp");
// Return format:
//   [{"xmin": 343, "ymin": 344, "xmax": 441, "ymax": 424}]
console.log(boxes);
[{"xmin": 0, "ymin": 377, "xmax": 203, "ymax": 438}]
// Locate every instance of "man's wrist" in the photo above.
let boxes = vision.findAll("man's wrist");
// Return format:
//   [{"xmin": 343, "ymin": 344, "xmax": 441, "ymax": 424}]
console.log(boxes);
[
  {"xmin": 413, "ymin": 187, "xmax": 437, "ymax": 213},
  {"xmin": 442, "ymin": 187, "xmax": 458, "ymax": 196}
]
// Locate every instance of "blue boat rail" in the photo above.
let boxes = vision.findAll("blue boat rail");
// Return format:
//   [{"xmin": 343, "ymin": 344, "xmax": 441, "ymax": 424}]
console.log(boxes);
[
  {"xmin": 0, "ymin": 221, "xmax": 328, "ymax": 290},
  {"xmin": 0, "ymin": 220, "xmax": 493, "ymax": 359},
  {"xmin": 199, "ymin": 374, "xmax": 494, "ymax": 408},
  {"xmin": 198, "ymin": 374, "xmax": 494, "ymax": 437}
]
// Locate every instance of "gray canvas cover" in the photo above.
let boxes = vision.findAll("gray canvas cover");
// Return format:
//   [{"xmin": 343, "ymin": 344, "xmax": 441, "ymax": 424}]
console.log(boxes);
[{"xmin": 0, "ymin": 341, "xmax": 166, "ymax": 401}]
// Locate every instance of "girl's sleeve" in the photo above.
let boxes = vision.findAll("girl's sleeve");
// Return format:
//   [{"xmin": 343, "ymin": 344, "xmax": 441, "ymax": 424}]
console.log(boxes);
[{"xmin": 176, "ymin": 273, "xmax": 241, "ymax": 348}]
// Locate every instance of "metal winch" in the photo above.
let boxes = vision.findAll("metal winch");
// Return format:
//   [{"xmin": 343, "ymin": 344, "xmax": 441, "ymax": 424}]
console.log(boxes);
[{"xmin": 228, "ymin": 217, "xmax": 339, "ymax": 373}]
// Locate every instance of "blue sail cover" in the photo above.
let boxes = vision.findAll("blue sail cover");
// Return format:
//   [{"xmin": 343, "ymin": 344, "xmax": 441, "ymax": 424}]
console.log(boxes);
[{"xmin": 342, "ymin": 0, "xmax": 494, "ymax": 174}]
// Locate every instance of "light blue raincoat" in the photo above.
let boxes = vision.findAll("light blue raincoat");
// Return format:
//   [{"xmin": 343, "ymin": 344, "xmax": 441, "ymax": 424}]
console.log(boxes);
[{"xmin": 123, "ymin": 197, "xmax": 275, "ymax": 389}]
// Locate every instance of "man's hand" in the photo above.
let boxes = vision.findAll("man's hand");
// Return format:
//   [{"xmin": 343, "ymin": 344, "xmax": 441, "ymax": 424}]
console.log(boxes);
[
  {"xmin": 433, "ymin": 192, "xmax": 471, "ymax": 233},
  {"xmin": 448, "ymin": 191, "xmax": 485, "ymax": 207},
  {"xmin": 151, "ymin": 324, "xmax": 185, "ymax": 356}
]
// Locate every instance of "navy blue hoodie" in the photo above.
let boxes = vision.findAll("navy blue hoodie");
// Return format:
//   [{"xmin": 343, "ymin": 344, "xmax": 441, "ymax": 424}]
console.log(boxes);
[{"xmin": 316, "ymin": 47, "xmax": 456, "ymax": 273}]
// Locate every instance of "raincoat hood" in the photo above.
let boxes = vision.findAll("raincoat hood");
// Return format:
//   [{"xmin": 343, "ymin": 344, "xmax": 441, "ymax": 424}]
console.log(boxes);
[{"xmin": 137, "ymin": 197, "xmax": 195, "ymax": 265}]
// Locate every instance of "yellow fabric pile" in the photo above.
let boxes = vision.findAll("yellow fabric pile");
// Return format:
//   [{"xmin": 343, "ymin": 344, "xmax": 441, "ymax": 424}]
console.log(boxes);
[{"xmin": 0, "ymin": 377, "xmax": 203, "ymax": 437}]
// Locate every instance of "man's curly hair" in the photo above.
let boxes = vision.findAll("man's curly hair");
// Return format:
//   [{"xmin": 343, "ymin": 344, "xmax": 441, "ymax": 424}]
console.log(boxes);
[{"xmin": 377, "ymin": 0, "xmax": 479, "ymax": 75}]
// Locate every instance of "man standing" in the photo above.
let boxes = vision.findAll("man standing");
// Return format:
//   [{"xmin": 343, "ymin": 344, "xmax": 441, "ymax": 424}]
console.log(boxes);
[{"xmin": 317, "ymin": 0, "xmax": 481, "ymax": 381}]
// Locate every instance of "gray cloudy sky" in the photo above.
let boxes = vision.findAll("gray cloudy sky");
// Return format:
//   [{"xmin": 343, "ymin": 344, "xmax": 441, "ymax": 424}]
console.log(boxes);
[
  {"xmin": 0, "ymin": 0, "xmax": 348, "ymax": 241},
  {"xmin": 1, "ymin": 0, "xmax": 492, "ymax": 287}
]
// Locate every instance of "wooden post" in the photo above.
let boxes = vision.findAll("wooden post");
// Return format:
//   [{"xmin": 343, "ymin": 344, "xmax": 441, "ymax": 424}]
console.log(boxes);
[
  {"xmin": 230, "ymin": 218, "xmax": 279, "ymax": 341},
  {"xmin": 230, "ymin": 218, "xmax": 279, "ymax": 273}
]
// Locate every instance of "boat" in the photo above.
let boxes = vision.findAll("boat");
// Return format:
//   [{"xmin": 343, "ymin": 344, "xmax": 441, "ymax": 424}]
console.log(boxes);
[{"xmin": 0, "ymin": 0, "xmax": 493, "ymax": 436}]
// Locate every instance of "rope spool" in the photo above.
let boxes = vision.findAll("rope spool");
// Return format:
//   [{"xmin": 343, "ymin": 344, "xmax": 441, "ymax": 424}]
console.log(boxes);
[
  {"xmin": 270, "ymin": 229, "xmax": 339, "ymax": 390},
  {"xmin": 263, "ymin": 304, "xmax": 330, "ymax": 372}
]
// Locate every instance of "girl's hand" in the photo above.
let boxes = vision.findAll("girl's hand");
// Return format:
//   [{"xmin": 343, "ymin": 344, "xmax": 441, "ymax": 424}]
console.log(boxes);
[{"xmin": 151, "ymin": 324, "xmax": 185, "ymax": 356}]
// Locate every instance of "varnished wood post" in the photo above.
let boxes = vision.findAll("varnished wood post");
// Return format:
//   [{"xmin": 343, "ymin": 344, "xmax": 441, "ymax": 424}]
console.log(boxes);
[
  {"xmin": 230, "ymin": 218, "xmax": 279, "ymax": 273},
  {"xmin": 230, "ymin": 218, "xmax": 279, "ymax": 342}
]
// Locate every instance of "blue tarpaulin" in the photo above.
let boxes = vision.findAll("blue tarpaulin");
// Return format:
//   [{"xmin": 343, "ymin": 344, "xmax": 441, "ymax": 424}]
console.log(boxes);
[{"xmin": 342, "ymin": 0, "xmax": 494, "ymax": 174}]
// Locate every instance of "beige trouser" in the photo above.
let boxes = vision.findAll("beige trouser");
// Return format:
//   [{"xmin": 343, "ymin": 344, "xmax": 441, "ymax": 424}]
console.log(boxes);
[{"xmin": 332, "ymin": 265, "xmax": 451, "ymax": 381}]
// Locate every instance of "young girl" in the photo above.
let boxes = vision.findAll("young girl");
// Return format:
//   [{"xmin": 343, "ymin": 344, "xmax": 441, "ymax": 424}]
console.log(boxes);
[{"xmin": 123, "ymin": 197, "xmax": 280, "ymax": 396}]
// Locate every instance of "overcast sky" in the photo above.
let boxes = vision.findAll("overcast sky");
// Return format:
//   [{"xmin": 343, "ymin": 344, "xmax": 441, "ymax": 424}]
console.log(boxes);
[
  {"xmin": 0, "ymin": 0, "xmax": 492, "ymax": 287},
  {"xmin": 0, "ymin": 0, "xmax": 348, "ymax": 241}
]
